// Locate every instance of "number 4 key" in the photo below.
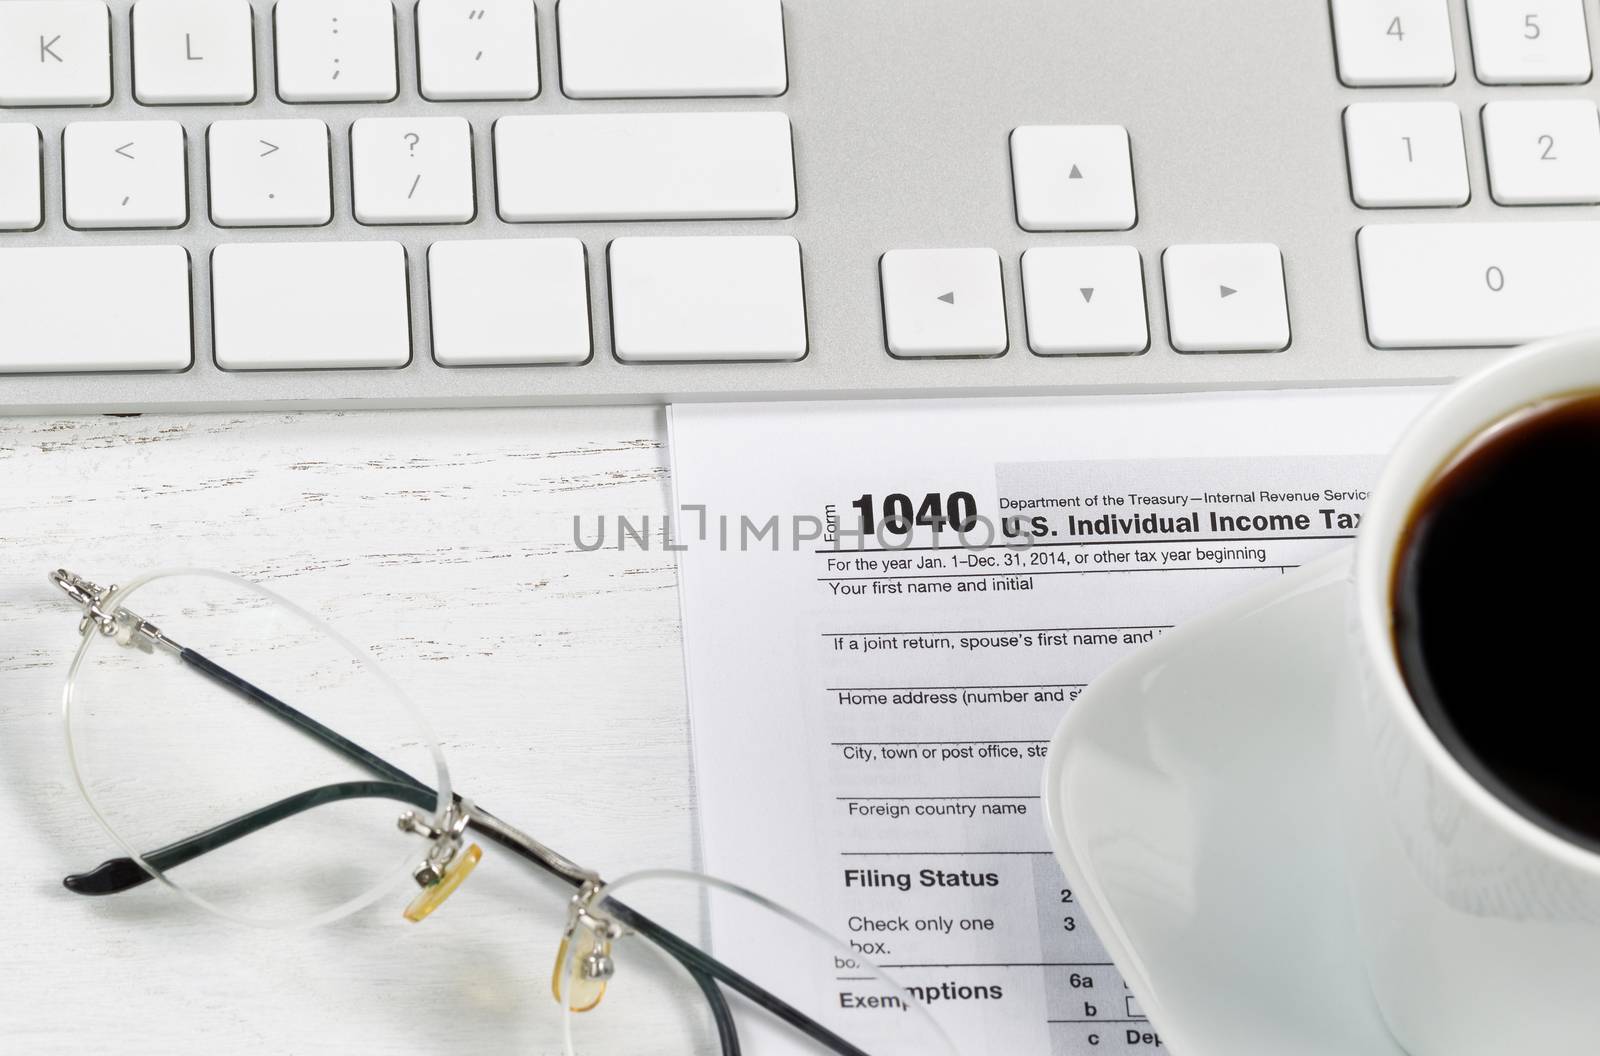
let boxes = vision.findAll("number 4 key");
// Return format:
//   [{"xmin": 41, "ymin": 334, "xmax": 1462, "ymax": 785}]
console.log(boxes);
[{"xmin": 1331, "ymin": 0, "xmax": 1456, "ymax": 86}]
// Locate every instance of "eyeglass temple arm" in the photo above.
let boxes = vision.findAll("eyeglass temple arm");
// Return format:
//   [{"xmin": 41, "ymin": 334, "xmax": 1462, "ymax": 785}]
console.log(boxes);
[
  {"xmin": 63, "ymin": 780, "xmax": 435, "ymax": 895},
  {"xmin": 694, "ymin": 966, "xmax": 744, "ymax": 1056},
  {"xmin": 180, "ymin": 647, "xmax": 431, "ymax": 791}
]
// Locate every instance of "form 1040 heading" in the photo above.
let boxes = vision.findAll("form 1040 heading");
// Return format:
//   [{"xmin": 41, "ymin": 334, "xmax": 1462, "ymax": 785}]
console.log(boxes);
[{"xmin": 834, "ymin": 488, "xmax": 1370, "ymax": 548}]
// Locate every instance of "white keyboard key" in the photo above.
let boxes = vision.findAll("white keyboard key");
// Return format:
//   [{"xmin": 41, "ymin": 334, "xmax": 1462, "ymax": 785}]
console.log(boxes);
[
  {"xmin": 558, "ymin": 0, "xmax": 786, "ymax": 98},
  {"xmin": 417, "ymin": 0, "xmax": 538, "ymax": 101},
  {"xmin": 1343, "ymin": 101, "xmax": 1469, "ymax": 207},
  {"xmin": 1010, "ymin": 125, "xmax": 1136, "ymax": 232},
  {"xmin": 1359, "ymin": 222, "xmax": 1600, "ymax": 346},
  {"xmin": 1467, "ymin": 0, "xmax": 1591, "ymax": 84},
  {"xmin": 132, "ymin": 0, "xmax": 256, "ymax": 105},
  {"xmin": 352, "ymin": 116, "xmax": 474, "ymax": 224},
  {"xmin": 1021, "ymin": 246, "xmax": 1148, "ymax": 356},
  {"xmin": 0, "ymin": 124, "xmax": 42, "ymax": 231},
  {"xmin": 429, "ymin": 239, "xmax": 589, "ymax": 365},
  {"xmin": 0, "ymin": 1, "xmax": 112, "ymax": 106},
  {"xmin": 881, "ymin": 248, "xmax": 1007, "ymax": 359},
  {"xmin": 1163, "ymin": 243, "xmax": 1290, "ymax": 353},
  {"xmin": 1330, "ymin": 0, "xmax": 1456, "ymax": 86},
  {"xmin": 0, "ymin": 246, "xmax": 191, "ymax": 373},
  {"xmin": 64, "ymin": 121, "xmax": 189, "ymax": 229},
  {"xmin": 1483, "ymin": 100, "xmax": 1600, "ymax": 204},
  {"xmin": 212, "ymin": 241, "xmax": 410, "ymax": 369},
  {"xmin": 275, "ymin": 0, "xmax": 397, "ymax": 103},
  {"xmin": 494, "ymin": 113, "xmax": 795, "ymax": 222},
  {"xmin": 610, "ymin": 236, "xmax": 805, "ymax": 363},
  {"xmin": 208, "ymin": 119, "xmax": 331, "ymax": 227}
]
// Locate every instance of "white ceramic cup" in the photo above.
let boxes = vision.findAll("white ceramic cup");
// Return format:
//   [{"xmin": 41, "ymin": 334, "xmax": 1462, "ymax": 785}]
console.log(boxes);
[{"xmin": 1343, "ymin": 330, "xmax": 1600, "ymax": 1054}]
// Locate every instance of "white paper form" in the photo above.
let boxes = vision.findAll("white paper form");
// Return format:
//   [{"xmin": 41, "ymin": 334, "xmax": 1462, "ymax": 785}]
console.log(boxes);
[{"xmin": 667, "ymin": 389, "xmax": 1437, "ymax": 1055}]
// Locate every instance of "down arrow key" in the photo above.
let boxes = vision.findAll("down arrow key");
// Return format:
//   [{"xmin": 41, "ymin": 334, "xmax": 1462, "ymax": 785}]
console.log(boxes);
[{"xmin": 1019, "ymin": 245, "xmax": 1147, "ymax": 355}]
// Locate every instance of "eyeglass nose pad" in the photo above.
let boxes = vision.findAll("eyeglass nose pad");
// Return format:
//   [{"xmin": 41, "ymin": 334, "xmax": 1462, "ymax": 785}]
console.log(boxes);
[
  {"xmin": 402, "ymin": 843, "xmax": 482, "ymax": 923},
  {"xmin": 552, "ymin": 925, "xmax": 613, "ymax": 1012}
]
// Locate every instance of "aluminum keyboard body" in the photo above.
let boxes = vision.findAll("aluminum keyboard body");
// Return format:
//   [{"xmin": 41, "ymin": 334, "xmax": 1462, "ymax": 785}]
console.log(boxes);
[{"xmin": 0, "ymin": 0, "xmax": 1574, "ymax": 414}]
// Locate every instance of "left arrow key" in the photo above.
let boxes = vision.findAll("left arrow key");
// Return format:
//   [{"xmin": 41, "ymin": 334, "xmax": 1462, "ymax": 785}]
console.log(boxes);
[{"xmin": 64, "ymin": 120, "xmax": 189, "ymax": 229}]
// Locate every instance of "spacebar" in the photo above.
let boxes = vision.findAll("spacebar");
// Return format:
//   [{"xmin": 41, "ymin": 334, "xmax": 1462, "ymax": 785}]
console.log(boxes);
[{"xmin": 1358, "ymin": 222, "xmax": 1600, "ymax": 348}]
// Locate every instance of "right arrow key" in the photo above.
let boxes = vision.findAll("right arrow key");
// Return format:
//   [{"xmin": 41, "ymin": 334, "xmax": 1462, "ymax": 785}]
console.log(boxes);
[{"xmin": 1163, "ymin": 243, "xmax": 1290, "ymax": 353}]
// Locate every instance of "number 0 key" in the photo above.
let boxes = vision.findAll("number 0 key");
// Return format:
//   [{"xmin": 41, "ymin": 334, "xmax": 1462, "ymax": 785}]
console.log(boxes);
[{"xmin": 1358, "ymin": 221, "xmax": 1600, "ymax": 347}]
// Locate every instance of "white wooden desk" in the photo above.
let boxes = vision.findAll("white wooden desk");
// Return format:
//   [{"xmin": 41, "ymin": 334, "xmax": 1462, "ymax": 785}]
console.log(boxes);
[{"xmin": 0, "ymin": 408, "xmax": 687, "ymax": 1055}]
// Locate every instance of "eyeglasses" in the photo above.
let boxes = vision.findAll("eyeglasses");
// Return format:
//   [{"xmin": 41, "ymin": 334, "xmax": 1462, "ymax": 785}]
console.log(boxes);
[{"xmin": 49, "ymin": 567, "xmax": 955, "ymax": 1056}]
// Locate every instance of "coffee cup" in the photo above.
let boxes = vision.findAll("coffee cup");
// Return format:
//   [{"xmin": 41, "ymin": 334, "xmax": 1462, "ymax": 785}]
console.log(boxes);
[{"xmin": 1341, "ymin": 329, "xmax": 1600, "ymax": 1053}]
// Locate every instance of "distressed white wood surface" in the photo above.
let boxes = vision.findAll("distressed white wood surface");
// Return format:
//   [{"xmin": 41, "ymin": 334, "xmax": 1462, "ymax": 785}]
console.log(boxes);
[{"xmin": 0, "ymin": 407, "xmax": 690, "ymax": 1055}]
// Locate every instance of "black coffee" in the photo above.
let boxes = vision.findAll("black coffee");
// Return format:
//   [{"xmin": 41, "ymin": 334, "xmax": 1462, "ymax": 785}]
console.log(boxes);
[{"xmin": 1393, "ymin": 393, "xmax": 1600, "ymax": 853}]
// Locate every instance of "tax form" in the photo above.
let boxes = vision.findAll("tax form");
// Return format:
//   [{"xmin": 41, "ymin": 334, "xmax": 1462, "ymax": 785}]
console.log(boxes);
[{"xmin": 667, "ymin": 388, "xmax": 1435, "ymax": 1055}]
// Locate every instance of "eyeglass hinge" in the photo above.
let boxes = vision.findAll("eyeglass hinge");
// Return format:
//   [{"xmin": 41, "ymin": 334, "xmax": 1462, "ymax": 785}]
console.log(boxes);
[
  {"xmin": 566, "ymin": 877, "xmax": 622, "ymax": 982},
  {"xmin": 398, "ymin": 798, "xmax": 473, "ymax": 888},
  {"xmin": 48, "ymin": 569, "xmax": 180, "ymax": 655}
]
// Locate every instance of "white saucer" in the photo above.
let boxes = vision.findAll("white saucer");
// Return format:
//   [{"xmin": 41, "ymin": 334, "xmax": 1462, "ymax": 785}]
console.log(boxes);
[{"xmin": 1042, "ymin": 553, "xmax": 1405, "ymax": 1056}]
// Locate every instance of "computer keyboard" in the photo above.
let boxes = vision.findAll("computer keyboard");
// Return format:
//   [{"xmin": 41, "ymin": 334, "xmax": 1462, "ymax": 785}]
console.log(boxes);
[{"xmin": 2, "ymin": 0, "xmax": 1599, "ymax": 414}]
